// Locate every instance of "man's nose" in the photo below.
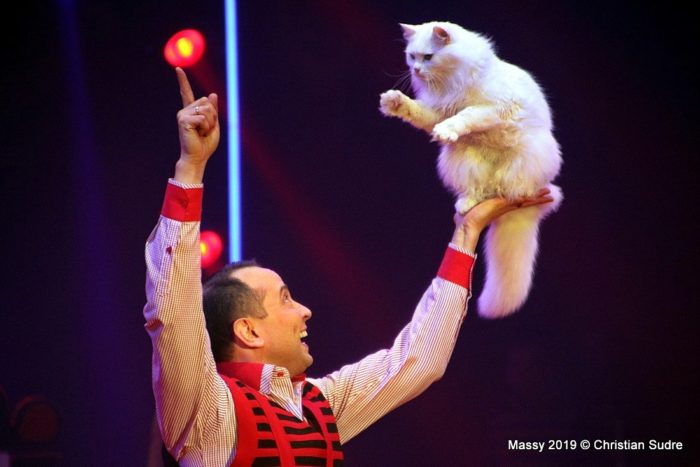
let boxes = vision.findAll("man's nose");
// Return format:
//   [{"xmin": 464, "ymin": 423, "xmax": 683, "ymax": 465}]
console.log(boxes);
[{"xmin": 300, "ymin": 304, "xmax": 312, "ymax": 320}]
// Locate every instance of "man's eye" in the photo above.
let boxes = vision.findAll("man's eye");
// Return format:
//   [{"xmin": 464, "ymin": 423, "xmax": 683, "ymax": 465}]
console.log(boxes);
[{"xmin": 424, "ymin": 54, "xmax": 433, "ymax": 61}]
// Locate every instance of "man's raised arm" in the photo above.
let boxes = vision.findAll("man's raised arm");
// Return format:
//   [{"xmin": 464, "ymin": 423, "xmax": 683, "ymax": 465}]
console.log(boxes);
[
  {"xmin": 143, "ymin": 69, "xmax": 234, "ymax": 461},
  {"xmin": 310, "ymin": 189, "xmax": 555, "ymax": 443}
]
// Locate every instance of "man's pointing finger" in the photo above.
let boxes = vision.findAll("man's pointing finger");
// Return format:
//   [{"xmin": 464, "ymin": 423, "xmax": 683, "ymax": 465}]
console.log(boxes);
[{"xmin": 175, "ymin": 67, "xmax": 195, "ymax": 106}]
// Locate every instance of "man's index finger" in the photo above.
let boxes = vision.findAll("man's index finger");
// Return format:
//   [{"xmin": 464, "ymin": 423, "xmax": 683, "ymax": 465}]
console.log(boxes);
[{"xmin": 175, "ymin": 67, "xmax": 195, "ymax": 106}]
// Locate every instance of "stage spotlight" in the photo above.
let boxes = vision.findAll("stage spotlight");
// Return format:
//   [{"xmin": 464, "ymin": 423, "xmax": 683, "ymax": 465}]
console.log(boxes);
[
  {"xmin": 164, "ymin": 29, "xmax": 206, "ymax": 67},
  {"xmin": 200, "ymin": 230, "xmax": 223, "ymax": 269}
]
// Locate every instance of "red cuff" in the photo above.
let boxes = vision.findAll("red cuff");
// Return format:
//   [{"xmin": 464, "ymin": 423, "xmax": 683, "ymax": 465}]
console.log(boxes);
[
  {"xmin": 437, "ymin": 247, "xmax": 475, "ymax": 288},
  {"xmin": 161, "ymin": 182, "xmax": 203, "ymax": 221}
]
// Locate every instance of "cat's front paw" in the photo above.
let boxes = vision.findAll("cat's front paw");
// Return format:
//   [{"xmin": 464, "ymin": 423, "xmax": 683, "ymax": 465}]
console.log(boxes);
[
  {"xmin": 432, "ymin": 119, "xmax": 462, "ymax": 143},
  {"xmin": 379, "ymin": 90, "xmax": 408, "ymax": 117}
]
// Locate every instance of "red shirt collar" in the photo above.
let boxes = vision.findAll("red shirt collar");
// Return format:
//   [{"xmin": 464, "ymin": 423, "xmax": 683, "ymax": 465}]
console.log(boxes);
[{"xmin": 216, "ymin": 361, "xmax": 307, "ymax": 390}]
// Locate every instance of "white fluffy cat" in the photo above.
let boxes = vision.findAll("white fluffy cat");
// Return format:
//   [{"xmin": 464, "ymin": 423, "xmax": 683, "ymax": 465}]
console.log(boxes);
[{"xmin": 379, "ymin": 21, "xmax": 563, "ymax": 318}]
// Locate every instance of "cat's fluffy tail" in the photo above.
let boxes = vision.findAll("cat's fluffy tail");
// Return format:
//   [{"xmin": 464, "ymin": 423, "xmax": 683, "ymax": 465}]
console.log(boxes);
[{"xmin": 478, "ymin": 184, "xmax": 562, "ymax": 318}]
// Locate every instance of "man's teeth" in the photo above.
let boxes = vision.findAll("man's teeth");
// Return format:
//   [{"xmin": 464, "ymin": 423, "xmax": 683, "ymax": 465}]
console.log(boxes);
[{"xmin": 300, "ymin": 330, "xmax": 308, "ymax": 339}]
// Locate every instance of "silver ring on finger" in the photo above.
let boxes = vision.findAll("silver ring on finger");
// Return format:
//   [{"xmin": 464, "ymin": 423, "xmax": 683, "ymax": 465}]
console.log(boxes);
[{"xmin": 195, "ymin": 106, "xmax": 201, "ymax": 115}]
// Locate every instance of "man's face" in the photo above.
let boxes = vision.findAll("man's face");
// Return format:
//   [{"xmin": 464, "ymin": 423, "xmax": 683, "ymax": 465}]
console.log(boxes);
[{"xmin": 232, "ymin": 266, "xmax": 313, "ymax": 376}]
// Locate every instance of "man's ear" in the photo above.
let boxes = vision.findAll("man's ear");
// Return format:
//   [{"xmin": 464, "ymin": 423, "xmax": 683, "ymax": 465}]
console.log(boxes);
[{"xmin": 233, "ymin": 318, "xmax": 264, "ymax": 348}]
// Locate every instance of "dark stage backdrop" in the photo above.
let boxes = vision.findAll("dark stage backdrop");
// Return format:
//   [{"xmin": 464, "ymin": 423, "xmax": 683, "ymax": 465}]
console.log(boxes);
[{"xmin": 2, "ymin": 1, "xmax": 697, "ymax": 466}]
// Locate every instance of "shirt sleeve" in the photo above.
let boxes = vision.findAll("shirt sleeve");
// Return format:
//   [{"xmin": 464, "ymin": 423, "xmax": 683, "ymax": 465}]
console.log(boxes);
[
  {"xmin": 143, "ymin": 179, "xmax": 236, "ymax": 461},
  {"xmin": 307, "ymin": 247, "xmax": 475, "ymax": 444}
]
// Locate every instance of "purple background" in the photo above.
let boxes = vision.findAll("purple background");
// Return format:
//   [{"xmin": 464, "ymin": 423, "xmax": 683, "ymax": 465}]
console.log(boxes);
[{"xmin": 2, "ymin": 1, "xmax": 697, "ymax": 465}]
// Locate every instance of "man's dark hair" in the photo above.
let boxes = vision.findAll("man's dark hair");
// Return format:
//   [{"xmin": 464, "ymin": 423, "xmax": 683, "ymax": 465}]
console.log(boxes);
[{"xmin": 202, "ymin": 260, "xmax": 267, "ymax": 362}]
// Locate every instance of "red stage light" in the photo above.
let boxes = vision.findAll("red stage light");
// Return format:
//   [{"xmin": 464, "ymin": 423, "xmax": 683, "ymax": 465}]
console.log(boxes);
[
  {"xmin": 164, "ymin": 29, "xmax": 206, "ymax": 67},
  {"xmin": 200, "ymin": 230, "xmax": 223, "ymax": 269}
]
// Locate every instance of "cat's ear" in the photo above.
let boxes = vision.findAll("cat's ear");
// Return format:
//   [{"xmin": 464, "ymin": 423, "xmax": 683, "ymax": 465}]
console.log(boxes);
[
  {"xmin": 399, "ymin": 23, "xmax": 417, "ymax": 40},
  {"xmin": 432, "ymin": 26, "xmax": 451, "ymax": 45}
]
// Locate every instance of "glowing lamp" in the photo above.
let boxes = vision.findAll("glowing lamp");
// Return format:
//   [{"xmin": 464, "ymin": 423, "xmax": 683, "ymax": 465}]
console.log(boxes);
[
  {"xmin": 164, "ymin": 29, "xmax": 206, "ymax": 67},
  {"xmin": 200, "ymin": 230, "xmax": 223, "ymax": 269}
]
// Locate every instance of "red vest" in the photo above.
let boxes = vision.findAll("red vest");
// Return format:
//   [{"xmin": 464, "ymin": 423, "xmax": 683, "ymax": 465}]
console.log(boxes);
[{"xmin": 217, "ymin": 362, "xmax": 344, "ymax": 467}]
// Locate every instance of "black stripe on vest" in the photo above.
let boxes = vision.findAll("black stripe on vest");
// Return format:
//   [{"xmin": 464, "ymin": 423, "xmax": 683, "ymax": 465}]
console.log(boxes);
[
  {"xmin": 283, "ymin": 426, "xmax": 317, "ymax": 435},
  {"xmin": 294, "ymin": 456, "xmax": 326, "ymax": 466},
  {"xmin": 257, "ymin": 439, "xmax": 277, "ymax": 449},
  {"xmin": 257, "ymin": 423, "xmax": 272, "ymax": 432},
  {"xmin": 291, "ymin": 440, "xmax": 327, "ymax": 449},
  {"xmin": 251, "ymin": 457, "xmax": 281, "ymax": 467},
  {"xmin": 276, "ymin": 413, "xmax": 301, "ymax": 422}
]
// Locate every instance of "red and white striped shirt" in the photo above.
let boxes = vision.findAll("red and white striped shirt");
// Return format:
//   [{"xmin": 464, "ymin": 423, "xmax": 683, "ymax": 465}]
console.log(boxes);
[{"xmin": 144, "ymin": 179, "xmax": 476, "ymax": 466}]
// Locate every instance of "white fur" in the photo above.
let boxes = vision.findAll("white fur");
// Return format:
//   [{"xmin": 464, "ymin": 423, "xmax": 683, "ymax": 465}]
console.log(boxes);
[{"xmin": 380, "ymin": 21, "xmax": 563, "ymax": 318}]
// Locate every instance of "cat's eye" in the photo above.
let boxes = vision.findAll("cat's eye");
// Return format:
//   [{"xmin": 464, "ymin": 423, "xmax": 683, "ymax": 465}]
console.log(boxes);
[
  {"xmin": 424, "ymin": 54, "xmax": 433, "ymax": 61},
  {"xmin": 409, "ymin": 53, "xmax": 415, "ymax": 60}
]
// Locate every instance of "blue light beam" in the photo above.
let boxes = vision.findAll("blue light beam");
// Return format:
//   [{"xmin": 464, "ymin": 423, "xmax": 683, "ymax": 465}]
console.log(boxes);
[{"xmin": 225, "ymin": 0, "xmax": 242, "ymax": 261}]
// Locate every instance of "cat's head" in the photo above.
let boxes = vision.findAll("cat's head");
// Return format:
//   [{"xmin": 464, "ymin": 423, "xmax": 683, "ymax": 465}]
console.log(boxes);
[{"xmin": 400, "ymin": 21, "xmax": 495, "ymax": 96}]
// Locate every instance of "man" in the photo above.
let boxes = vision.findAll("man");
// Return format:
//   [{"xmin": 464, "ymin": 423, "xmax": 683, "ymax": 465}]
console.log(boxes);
[{"xmin": 144, "ymin": 68, "xmax": 553, "ymax": 466}]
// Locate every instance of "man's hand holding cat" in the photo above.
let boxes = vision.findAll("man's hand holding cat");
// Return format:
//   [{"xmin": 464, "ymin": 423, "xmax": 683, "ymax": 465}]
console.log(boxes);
[
  {"xmin": 451, "ymin": 188, "xmax": 554, "ymax": 251},
  {"xmin": 174, "ymin": 67, "xmax": 220, "ymax": 185}
]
